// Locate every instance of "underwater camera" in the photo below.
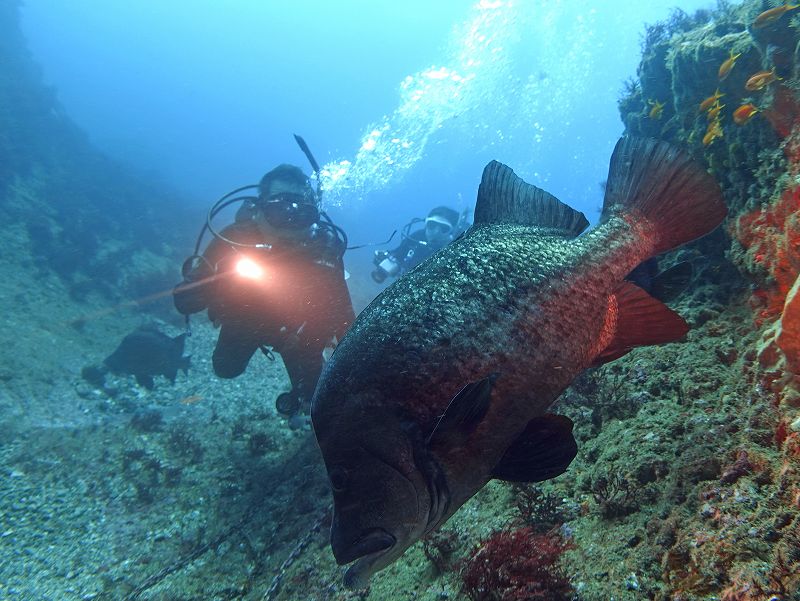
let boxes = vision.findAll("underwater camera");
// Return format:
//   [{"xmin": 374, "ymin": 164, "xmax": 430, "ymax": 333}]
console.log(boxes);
[{"xmin": 371, "ymin": 250, "xmax": 400, "ymax": 283}]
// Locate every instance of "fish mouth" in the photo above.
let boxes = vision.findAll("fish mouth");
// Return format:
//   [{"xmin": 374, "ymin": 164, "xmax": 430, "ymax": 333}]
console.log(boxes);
[
  {"xmin": 336, "ymin": 529, "xmax": 396, "ymax": 589},
  {"xmin": 335, "ymin": 528, "xmax": 395, "ymax": 565}
]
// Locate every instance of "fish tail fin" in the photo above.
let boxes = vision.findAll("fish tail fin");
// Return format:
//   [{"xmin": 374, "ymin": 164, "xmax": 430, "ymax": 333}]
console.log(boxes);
[{"xmin": 601, "ymin": 136, "xmax": 727, "ymax": 256}]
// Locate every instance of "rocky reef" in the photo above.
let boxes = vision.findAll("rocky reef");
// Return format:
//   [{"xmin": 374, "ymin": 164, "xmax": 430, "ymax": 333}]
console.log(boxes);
[
  {"xmin": 592, "ymin": 0, "xmax": 800, "ymax": 598},
  {"xmin": 0, "ymin": 1, "xmax": 194, "ymax": 306}
]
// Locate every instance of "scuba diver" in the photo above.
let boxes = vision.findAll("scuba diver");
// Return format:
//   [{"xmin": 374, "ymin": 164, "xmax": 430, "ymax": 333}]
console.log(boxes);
[
  {"xmin": 371, "ymin": 205, "xmax": 468, "ymax": 283},
  {"xmin": 173, "ymin": 136, "xmax": 355, "ymax": 419}
]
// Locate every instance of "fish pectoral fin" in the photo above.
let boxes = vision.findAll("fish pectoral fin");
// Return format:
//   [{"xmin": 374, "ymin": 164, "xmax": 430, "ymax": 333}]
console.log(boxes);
[
  {"xmin": 426, "ymin": 373, "xmax": 499, "ymax": 447},
  {"xmin": 593, "ymin": 281, "xmax": 689, "ymax": 366},
  {"xmin": 491, "ymin": 414, "xmax": 577, "ymax": 483}
]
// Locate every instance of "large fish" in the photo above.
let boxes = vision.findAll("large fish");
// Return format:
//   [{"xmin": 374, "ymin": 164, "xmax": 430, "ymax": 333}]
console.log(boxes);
[{"xmin": 311, "ymin": 136, "xmax": 726, "ymax": 588}]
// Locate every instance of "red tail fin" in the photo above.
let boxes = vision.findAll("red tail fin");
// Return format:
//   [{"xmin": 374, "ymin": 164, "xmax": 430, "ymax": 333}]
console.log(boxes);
[{"xmin": 602, "ymin": 137, "xmax": 727, "ymax": 255}]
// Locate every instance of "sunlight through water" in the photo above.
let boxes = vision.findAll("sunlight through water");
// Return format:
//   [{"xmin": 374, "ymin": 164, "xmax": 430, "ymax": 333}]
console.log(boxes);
[{"xmin": 319, "ymin": 0, "xmax": 597, "ymax": 206}]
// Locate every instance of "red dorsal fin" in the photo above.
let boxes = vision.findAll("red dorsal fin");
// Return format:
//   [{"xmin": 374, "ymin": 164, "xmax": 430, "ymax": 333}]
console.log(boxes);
[{"xmin": 593, "ymin": 281, "xmax": 689, "ymax": 366}]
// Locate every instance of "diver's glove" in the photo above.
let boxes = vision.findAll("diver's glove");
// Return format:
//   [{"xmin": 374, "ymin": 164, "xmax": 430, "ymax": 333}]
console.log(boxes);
[
  {"xmin": 181, "ymin": 255, "xmax": 214, "ymax": 282},
  {"xmin": 174, "ymin": 255, "xmax": 215, "ymax": 315}
]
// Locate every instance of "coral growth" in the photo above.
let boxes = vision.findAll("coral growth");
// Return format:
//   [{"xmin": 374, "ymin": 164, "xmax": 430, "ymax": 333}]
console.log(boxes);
[
  {"xmin": 460, "ymin": 527, "xmax": 573, "ymax": 601},
  {"xmin": 733, "ymin": 182, "xmax": 800, "ymax": 324},
  {"xmin": 422, "ymin": 529, "xmax": 460, "ymax": 575},
  {"xmin": 734, "ymin": 142, "xmax": 800, "ymax": 404},
  {"xmin": 510, "ymin": 484, "xmax": 566, "ymax": 532},
  {"xmin": 729, "ymin": 78, "xmax": 800, "ymax": 407}
]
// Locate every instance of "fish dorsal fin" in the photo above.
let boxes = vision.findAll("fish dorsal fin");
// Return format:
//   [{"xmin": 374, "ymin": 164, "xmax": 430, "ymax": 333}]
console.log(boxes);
[
  {"xmin": 474, "ymin": 160, "xmax": 589, "ymax": 237},
  {"xmin": 491, "ymin": 414, "xmax": 578, "ymax": 483},
  {"xmin": 427, "ymin": 373, "xmax": 499, "ymax": 447},
  {"xmin": 592, "ymin": 281, "xmax": 689, "ymax": 366}
]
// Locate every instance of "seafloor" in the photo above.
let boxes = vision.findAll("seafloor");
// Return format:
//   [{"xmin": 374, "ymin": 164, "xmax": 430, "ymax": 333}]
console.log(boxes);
[{"xmin": 2, "ymin": 1, "xmax": 800, "ymax": 600}]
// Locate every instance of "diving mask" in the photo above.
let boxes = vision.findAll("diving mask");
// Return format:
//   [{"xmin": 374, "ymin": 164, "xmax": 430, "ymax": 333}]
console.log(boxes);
[
  {"xmin": 260, "ymin": 193, "xmax": 320, "ymax": 230},
  {"xmin": 424, "ymin": 216, "xmax": 454, "ymax": 235}
]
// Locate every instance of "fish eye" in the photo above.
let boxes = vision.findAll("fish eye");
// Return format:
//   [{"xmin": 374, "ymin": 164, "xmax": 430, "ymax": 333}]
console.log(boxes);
[{"xmin": 329, "ymin": 467, "xmax": 349, "ymax": 492}]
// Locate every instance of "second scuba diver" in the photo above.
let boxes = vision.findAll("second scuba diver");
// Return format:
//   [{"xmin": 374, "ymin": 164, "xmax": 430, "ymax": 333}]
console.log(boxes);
[{"xmin": 371, "ymin": 206, "xmax": 467, "ymax": 283}]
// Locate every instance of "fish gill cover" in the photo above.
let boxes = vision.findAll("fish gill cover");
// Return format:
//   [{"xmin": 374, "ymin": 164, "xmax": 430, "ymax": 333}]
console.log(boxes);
[{"xmin": 2, "ymin": 1, "xmax": 800, "ymax": 601}]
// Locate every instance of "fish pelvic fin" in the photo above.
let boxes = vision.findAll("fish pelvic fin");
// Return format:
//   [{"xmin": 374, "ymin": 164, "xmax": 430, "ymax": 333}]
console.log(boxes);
[
  {"xmin": 474, "ymin": 161, "xmax": 589, "ymax": 237},
  {"xmin": 602, "ymin": 136, "xmax": 727, "ymax": 255},
  {"xmin": 592, "ymin": 281, "xmax": 689, "ymax": 366},
  {"xmin": 173, "ymin": 332, "xmax": 187, "ymax": 353},
  {"xmin": 135, "ymin": 374, "xmax": 155, "ymax": 389}
]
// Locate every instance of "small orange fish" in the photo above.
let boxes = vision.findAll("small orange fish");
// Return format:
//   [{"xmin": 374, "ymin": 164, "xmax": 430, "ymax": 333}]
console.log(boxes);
[
  {"xmin": 752, "ymin": 3, "xmax": 799, "ymax": 29},
  {"xmin": 699, "ymin": 89, "xmax": 724, "ymax": 112},
  {"xmin": 180, "ymin": 394, "xmax": 204, "ymax": 405},
  {"xmin": 733, "ymin": 103, "xmax": 759, "ymax": 125},
  {"xmin": 703, "ymin": 120, "xmax": 724, "ymax": 146},
  {"xmin": 745, "ymin": 69, "xmax": 781, "ymax": 91},
  {"xmin": 706, "ymin": 102, "xmax": 725, "ymax": 121},
  {"xmin": 648, "ymin": 99, "xmax": 665, "ymax": 119},
  {"xmin": 718, "ymin": 50, "xmax": 741, "ymax": 80}
]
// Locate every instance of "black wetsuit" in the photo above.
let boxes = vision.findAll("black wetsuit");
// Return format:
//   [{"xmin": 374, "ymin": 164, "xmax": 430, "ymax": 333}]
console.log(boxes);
[
  {"xmin": 173, "ymin": 219, "xmax": 355, "ymax": 409},
  {"xmin": 387, "ymin": 229, "xmax": 440, "ymax": 274}
]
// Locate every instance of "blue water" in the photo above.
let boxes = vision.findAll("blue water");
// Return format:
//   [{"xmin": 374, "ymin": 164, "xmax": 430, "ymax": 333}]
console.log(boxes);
[{"xmin": 21, "ymin": 0, "xmax": 714, "ymax": 259}]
